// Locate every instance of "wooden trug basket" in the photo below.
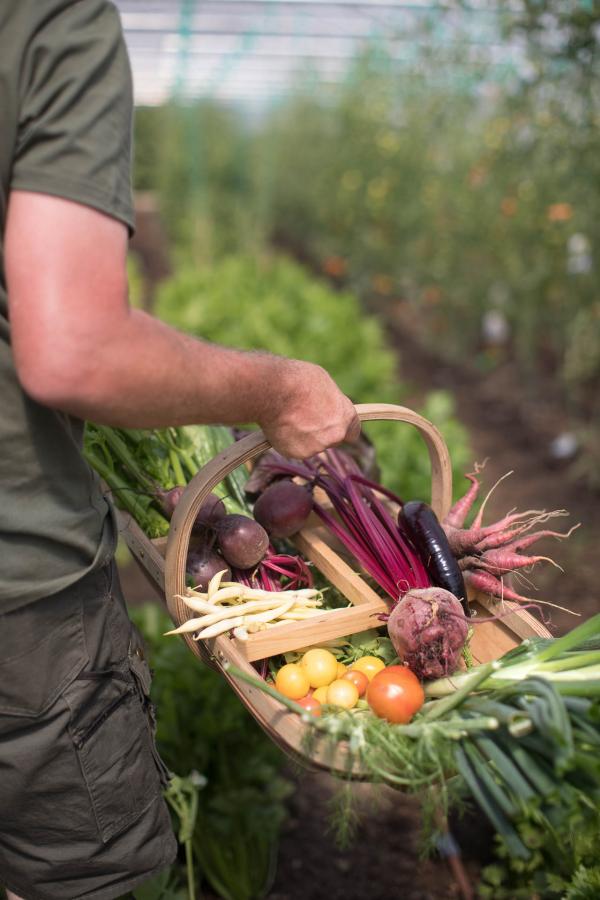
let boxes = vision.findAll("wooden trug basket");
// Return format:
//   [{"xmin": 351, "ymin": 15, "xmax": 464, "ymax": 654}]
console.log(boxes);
[{"xmin": 119, "ymin": 403, "xmax": 551, "ymax": 775}]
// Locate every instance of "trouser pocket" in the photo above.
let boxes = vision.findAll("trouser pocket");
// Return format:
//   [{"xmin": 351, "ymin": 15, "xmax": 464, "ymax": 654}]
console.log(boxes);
[
  {"xmin": 63, "ymin": 561, "xmax": 172, "ymax": 843},
  {"xmin": 127, "ymin": 623, "xmax": 172, "ymax": 788},
  {"xmin": 65, "ymin": 666, "xmax": 165, "ymax": 844}
]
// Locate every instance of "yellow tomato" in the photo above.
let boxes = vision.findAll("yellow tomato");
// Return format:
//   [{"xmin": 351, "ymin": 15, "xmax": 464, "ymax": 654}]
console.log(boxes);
[
  {"xmin": 301, "ymin": 648, "xmax": 339, "ymax": 688},
  {"xmin": 326, "ymin": 679, "xmax": 359, "ymax": 709},
  {"xmin": 275, "ymin": 663, "xmax": 310, "ymax": 700},
  {"xmin": 336, "ymin": 662, "xmax": 347, "ymax": 678},
  {"xmin": 312, "ymin": 685, "xmax": 330, "ymax": 704},
  {"xmin": 350, "ymin": 656, "xmax": 386, "ymax": 682}
]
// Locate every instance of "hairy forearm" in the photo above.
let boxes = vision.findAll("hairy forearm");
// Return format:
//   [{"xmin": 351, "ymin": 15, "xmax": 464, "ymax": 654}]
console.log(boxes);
[
  {"xmin": 7, "ymin": 192, "xmax": 360, "ymax": 458},
  {"xmin": 57, "ymin": 309, "xmax": 291, "ymax": 429}
]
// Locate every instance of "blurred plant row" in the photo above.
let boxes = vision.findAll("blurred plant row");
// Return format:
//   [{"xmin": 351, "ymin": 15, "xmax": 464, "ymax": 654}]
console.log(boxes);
[{"xmin": 133, "ymin": 5, "xmax": 600, "ymax": 485}]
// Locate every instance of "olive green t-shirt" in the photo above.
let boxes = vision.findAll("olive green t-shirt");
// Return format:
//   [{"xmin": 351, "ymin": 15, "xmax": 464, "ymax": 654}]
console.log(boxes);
[{"xmin": 0, "ymin": 0, "xmax": 135, "ymax": 610}]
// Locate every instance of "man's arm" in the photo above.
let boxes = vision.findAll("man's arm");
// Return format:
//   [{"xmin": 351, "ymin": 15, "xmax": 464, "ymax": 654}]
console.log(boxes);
[{"xmin": 5, "ymin": 191, "xmax": 360, "ymax": 459}]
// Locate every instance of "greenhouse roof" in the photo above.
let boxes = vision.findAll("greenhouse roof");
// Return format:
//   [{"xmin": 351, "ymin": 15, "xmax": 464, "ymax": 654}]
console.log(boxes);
[{"xmin": 114, "ymin": 1, "xmax": 527, "ymax": 108}]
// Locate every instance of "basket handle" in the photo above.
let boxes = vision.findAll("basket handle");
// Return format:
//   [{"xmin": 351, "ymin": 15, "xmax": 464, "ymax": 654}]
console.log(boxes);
[{"xmin": 165, "ymin": 403, "xmax": 452, "ymax": 633}]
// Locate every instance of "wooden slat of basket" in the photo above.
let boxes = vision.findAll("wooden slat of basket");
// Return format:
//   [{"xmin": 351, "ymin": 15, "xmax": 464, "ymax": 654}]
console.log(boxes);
[
  {"xmin": 293, "ymin": 525, "xmax": 381, "ymax": 607},
  {"xmin": 237, "ymin": 600, "xmax": 387, "ymax": 661},
  {"xmin": 474, "ymin": 592, "xmax": 551, "ymax": 641},
  {"xmin": 233, "ymin": 522, "xmax": 389, "ymax": 661},
  {"xmin": 468, "ymin": 598, "xmax": 522, "ymax": 664}
]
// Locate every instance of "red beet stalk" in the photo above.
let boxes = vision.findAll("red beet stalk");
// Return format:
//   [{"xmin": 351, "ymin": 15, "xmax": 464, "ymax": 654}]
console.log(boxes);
[{"xmin": 261, "ymin": 449, "xmax": 431, "ymax": 602}]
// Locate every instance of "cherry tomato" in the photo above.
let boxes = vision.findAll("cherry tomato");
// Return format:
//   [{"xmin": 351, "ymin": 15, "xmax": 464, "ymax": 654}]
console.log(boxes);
[
  {"xmin": 296, "ymin": 695, "xmax": 322, "ymax": 717},
  {"xmin": 366, "ymin": 666, "xmax": 425, "ymax": 724},
  {"xmin": 275, "ymin": 663, "xmax": 311, "ymax": 700},
  {"xmin": 343, "ymin": 668, "xmax": 369, "ymax": 697},
  {"xmin": 312, "ymin": 685, "xmax": 329, "ymax": 704},
  {"xmin": 301, "ymin": 648, "xmax": 339, "ymax": 688},
  {"xmin": 336, "ymin": 662, "xmax": 347, "ymax": 678},
  {"xmin": 326, "ymin": 678, "xmax": 359, "ymax": 709},
  {"xmin": 350, "ymin": 655, "xmax": 386, "ymax": 682}
]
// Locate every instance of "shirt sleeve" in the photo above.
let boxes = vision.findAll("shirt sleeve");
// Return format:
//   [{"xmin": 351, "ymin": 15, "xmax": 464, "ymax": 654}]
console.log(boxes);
[{"xmin": 11, "ymin": 0, "xmax": 135, "ymax": 234}]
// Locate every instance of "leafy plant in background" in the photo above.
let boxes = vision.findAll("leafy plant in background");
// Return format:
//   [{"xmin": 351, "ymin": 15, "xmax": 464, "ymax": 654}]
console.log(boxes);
[
  {"xmin": 154, "ymin": 253, "xmax": 471, "ymax": 500},
  {"xmin": 129, "ymin": 603, "xmax": 292, "ymax": 900},
  {"xmin": 132, "ymin": 3, "xmax": 600, "ymax": 485}
]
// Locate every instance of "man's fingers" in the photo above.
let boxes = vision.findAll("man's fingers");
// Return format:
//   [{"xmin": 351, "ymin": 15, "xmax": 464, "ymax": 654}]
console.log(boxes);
[{"xmin": 344, "ymin": 413, "xmax": 362, "ymax": 444}]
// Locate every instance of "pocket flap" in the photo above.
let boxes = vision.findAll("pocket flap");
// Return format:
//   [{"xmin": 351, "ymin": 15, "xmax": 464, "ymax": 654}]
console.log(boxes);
[{"xmin": 0, "ymin": 595, "xmax": 88, "ymax": 718}]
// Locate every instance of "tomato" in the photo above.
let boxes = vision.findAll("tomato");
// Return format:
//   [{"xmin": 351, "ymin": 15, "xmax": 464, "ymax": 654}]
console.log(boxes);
[
  {"xmin": 301, "ymin": 648, "xmax": 339, "ymax": 688},
  {"xmin": 350, "ymin": 655, "xmax": 386, "ymax": 682},
  {"xmin": 326, "ymin": 679, "xmax": 359, "ymax": 709},
  {"xmin": 312, "ymin": 685, "xmax": 329, "ymax": 704},
  {"xmin": 336, "ymin": 662, "xmax": 347, "ymax": 678},
  {"xmin": 275, "ymin": 663, "xmax": 311, "ymax": 700},
  {"xmin": 366, "ymin": 666, "xmax": 425, "ymax": 724},
  {"xmin": 296, "ymin": 694, "xmax": 322, "ymax": 717},
  {"xmin": 343, "ymin": 668, "xmax": 369, "ymax": 697}
]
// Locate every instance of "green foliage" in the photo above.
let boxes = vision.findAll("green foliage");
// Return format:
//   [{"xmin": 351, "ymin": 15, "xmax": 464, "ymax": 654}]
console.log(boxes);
[
  {"xmin": 133, "ymin": 103, "xmax": 262, "ymax": 263},
  {"xmin": 479, "ymin": 800, "xmax": 600, "ymax": 899},
  {"xmin": 154, "ymin": 254, "xmax": 471, "ymax": 499},
  {"xmin": 132, "ymin": 9, "xmax": 600, "ymax": 483},
  {"xmin": 156, "ymin": 254, "xmax": 398, "ymax": 403},
  {"xmin": 130, "ymin": 604, "xmax": 291, "ymax": 900}
]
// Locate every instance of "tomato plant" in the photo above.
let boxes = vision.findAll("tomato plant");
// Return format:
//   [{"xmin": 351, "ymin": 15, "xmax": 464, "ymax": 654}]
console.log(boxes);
[{"xmin": 366, "ymin": 666, "xmax": 424, "ymax": 724}]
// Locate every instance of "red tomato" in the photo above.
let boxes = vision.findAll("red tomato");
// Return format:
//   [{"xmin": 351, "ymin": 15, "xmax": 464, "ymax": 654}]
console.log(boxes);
[
  {"xmin": 366, "ymin": 666, "xmax": 425, "ymax": 724},
  {"xmin": 296, "ymin": 695, "xmax": 322, "ymax": 717},
  {"xmin": 342, "ymin": 668, "xmax": 369, "ymax": 697}
]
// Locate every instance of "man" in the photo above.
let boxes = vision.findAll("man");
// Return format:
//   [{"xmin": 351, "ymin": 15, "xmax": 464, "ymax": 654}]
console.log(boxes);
[{"xmin": 0, "ymin": 2, "xmax": 360, "ymax": 898}]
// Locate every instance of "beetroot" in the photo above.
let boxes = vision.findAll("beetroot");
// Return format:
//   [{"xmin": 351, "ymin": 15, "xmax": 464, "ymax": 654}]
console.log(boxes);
[
  {"xmin": 186, "ymin": 549, "xmax": 231, "ymax": 592},
  {"xmin": 156, "ymin": 487, "xmax": 226, "ymax": 533},
  {"xmin": 216, "ymin": 514, "xmax": 269, "ymax": 570},
  {"xmin": 156, "ymin": 485, "xmax": 186, "ymax": 518},
  {"xmin": 253, "ymin": 479, "xmax": 313, "ymax": 538},
  {"xmin": 192, "ymin": 493, "xmax": 226, "ymax": 532},
  {"xmin": 387, "ymin": 587, "xmax": 468, "ymax": 680}
]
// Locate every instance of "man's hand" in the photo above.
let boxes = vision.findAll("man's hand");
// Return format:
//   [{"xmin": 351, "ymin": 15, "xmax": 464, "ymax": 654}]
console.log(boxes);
[
  {"xmin": 5, "ymin": 191, "xmax": 360, "ymax": 458},
  {"xmin": 259, "ymin": 359, "xmax": 360, "ymax": 458}
]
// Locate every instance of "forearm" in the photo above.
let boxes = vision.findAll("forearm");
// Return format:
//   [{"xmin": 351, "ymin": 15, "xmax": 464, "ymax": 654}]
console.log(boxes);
[
  {"xmin": 6, "ymin": 192, "xmax": 360, "ymax": 457},
  {"xmin": 52, "ymin": 308, "xmax": 290, "ymax": 429}
]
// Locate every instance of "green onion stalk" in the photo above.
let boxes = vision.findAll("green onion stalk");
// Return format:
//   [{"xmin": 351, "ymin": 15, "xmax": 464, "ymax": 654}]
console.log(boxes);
[{"xmin": 226, "ymin": 614, "xmax": 600, "ymax": 861}]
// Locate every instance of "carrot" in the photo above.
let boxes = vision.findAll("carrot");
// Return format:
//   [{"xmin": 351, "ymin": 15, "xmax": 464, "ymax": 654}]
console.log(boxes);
[{"xmin": 444, "ymin": 472, "xmax": 481, "ymax": 529}]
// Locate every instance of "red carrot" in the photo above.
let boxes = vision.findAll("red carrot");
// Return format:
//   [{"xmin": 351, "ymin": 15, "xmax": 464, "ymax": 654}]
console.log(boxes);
[
  {"xmin": 475, "ymin": 548, "xmax": 561, "ymax": 574},
  {"xmin": 443, "ymin": 472, "xmax": 481, "ymax": 529}
]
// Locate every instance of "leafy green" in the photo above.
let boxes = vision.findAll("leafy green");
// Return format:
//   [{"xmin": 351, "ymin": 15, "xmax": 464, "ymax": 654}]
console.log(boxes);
[{"xmin": 84, "ymin": 423, "xmax": 249, "ymax": 538}]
